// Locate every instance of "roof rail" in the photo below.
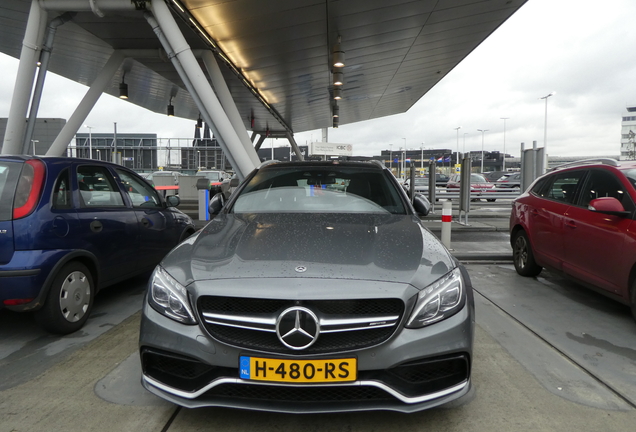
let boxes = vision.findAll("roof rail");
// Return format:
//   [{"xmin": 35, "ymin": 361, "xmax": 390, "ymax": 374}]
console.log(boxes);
[
  {"xmin": 370, "ymin": 160, "xmax": 385, "ymax": 169},
  {"xmin": 258, "ymin": 159, "xmax": 280, "ymax": 168},
  {"xmin": 549, "ymin": 158, "xmax": 620, "ymax": 171}
]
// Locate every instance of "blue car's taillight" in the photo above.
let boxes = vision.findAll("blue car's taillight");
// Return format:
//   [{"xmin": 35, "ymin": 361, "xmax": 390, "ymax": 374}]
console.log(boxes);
[{"xmin": 13, "ymin": 159, "xmax": 45, "ymax": 220}]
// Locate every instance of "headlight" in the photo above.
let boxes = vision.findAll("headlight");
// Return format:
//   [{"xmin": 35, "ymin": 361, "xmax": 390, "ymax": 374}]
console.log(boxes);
[
  {"xmin": 405, "ymin": 267, "xmax": 465, "ymax": 328},
  {"xmin": 148, "ymin": 266, "xmax": 197, "ymax": 324}
]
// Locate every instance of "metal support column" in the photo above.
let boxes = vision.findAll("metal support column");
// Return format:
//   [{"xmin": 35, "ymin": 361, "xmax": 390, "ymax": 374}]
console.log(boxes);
[
  {"xmin": 22, "ymin": 12, "xmax": 75, "ymax": 154},
  {"xmin": 459, "ymin": 155, "xmax": 471, "ymax": 225},
  {"xmin": 47, "ymin": 51, "xmax": 125, "ymax": 156},
  {"xmin": 2, "ymin": 0, "xmax": 47, "ymax": 155},
  {"xmin": 254, "ymin": 135, "xmax": 267, "ymax": 152},
  {"xmin": 149, "ymin": 0, "xmax": 256, "ymax": 179},
  {"xmin": 200, "ymin": 51, "xmax": 261, "ymax": 166},
  {"xmin": 427, "ymin": 160, "xmax": 436, "ymax": 212},
  {"xmin": 144, "ymin": 12, "xmax": 241, "ymax": 178},
  {"xmin": 520, "ymin": 142, "xmax": 527, "ymax": 192},
  {"xmin": 285, "ymin": 132, "xmax": 305, "ymax": 161}
]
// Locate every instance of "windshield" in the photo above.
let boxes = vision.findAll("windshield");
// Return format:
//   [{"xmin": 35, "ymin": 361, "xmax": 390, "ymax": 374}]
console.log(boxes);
[
  {"xmin": 471, "ymin": 174, "xmax": 488, "ymax": 183},
  {"xmin": 232, "ymin": 165, "xmax": 407, "ymax": 214},
  {"xmin": 621, "ymin": 169, "xmax": 636, "ymax": 190},
  {"xmin": 200, "ymin": 171, "xmax": 223, "ymax": 181}
]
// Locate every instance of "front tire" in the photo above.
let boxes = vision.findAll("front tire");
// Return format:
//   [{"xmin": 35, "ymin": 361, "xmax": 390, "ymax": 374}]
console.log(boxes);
[
  {"xmin": 179, "ymin": 228, "xmax": 195, "ymax": 243},
  {"xmin": 35, "ymin": 262, "xmax": 94, "ymax": 334},
  {"xmin": 512, "ymin": 230, "xmax": 542, "ymax": 277}
]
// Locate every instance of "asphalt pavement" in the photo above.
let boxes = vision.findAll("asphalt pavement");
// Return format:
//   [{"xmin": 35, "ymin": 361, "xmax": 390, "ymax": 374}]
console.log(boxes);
[{"xmin": 6, "ymin": 201, "xmax": 636, "ymax": 432}]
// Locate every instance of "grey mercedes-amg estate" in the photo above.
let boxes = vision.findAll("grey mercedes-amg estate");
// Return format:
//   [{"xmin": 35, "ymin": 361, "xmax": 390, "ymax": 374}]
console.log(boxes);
[{"xmin": 139, "ymin": 160, "xmax": 475, "ymax": 413}]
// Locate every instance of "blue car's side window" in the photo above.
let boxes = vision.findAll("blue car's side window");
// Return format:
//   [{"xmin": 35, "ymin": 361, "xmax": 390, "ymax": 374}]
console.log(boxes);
[
  {"xmin": 52, "ymin": 168, "xmax": 72, "ymax": 209},
  {"xmin": 116, "ymin": 169, "xmax": 162, "ymax": 208},
  {"xmin": 77, "ymin": 166, "xmax": 125, "ymax": 208}
]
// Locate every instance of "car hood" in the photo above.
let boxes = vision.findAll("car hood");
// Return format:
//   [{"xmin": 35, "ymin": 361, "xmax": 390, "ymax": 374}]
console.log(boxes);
[{"xmin": 163, "ymin": 213, "xmax": 455, "ymax": 289}]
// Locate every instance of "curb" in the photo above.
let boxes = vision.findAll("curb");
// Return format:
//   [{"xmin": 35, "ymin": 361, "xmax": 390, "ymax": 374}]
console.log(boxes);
[
  {"xmin": 450, "ymin": 253, "xmax": 513, "ymax": 262},
  {"xmin": 426, "ymin": 226, "xmax": 505, "ymax": 233}
]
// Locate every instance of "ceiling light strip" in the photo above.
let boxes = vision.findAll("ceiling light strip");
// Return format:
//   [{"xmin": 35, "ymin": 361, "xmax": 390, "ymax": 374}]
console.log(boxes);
[{"xmin": 168, "ymin": 0, "xmax": 291, "ymax": 133}]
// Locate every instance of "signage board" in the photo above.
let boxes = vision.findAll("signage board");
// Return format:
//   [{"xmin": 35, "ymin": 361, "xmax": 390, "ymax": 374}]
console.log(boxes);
[{"xmin": 310, "ymin": 142, "xmax": 353, "ymax": 156}]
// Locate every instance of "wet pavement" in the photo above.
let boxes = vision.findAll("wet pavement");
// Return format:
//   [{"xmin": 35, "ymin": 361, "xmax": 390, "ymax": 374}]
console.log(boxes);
[{"xmin": 2, "ymin": 206, "xmax": 635, "ymax": 432}]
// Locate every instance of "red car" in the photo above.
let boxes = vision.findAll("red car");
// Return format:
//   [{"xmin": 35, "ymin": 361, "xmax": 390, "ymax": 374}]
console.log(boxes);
[
  {"xmin": 446, "ymin": 173, "xmax": 496, "ymax": 201},
  {"xmin": 509, "ymin": 159, "xmax": 636, "ymax": 321}
]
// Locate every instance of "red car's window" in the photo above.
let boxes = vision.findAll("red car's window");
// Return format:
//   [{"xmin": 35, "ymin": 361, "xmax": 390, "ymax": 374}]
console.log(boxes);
[
  {"xmin": 538, "ymin": 171, "xmax": 585, "ymax": 204},
  {"xmin": 579, "ymin": 169, "xmax": 627, "ymax": 207}
]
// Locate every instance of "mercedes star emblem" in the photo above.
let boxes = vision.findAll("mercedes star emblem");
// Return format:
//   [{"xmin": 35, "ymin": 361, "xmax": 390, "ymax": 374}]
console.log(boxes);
[
  {"xmin": 295, "ymin": 266, "xmax": 307, "ymax": 273},
  {"xmin": 276, "ymin": 306, "xmax": 320, "ymax": 350}
]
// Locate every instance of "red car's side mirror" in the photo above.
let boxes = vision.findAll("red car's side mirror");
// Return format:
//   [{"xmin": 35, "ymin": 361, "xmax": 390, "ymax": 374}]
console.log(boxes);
[{"xmin": 588, "ymin": 197, "xmax": 630, "ymax": 217}]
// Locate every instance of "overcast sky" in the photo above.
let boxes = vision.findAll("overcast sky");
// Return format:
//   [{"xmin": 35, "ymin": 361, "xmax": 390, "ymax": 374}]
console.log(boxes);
[{"xmin": 2, "ymin": 0, "xmax": 635, "ymax": 158}]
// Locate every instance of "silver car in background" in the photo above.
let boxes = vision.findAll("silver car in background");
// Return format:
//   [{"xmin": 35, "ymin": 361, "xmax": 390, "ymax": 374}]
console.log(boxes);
[{"xmin": 139, "ymin": 160, "xmax": 475, "ymax": 413}]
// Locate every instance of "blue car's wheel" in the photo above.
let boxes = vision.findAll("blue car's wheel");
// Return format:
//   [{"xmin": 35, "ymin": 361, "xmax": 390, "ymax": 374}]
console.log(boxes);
[{"xmin": 35, "ymin": 262, "xmax": 94, "ymax": 334}]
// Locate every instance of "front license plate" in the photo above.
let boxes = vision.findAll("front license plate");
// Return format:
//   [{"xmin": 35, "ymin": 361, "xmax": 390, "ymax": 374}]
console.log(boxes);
[{"xmin": 239, "ymin": 356, "xmax": 357, "ymax": 383}]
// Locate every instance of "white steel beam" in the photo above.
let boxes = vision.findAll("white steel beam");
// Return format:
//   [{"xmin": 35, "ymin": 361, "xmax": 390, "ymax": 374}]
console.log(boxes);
[
  {"xmin": 23, "ymin": 12, "xmax": 75, "ymax": 153},
  {"xmin": 200, "ymin": 50, "xmax": 261, "ymax": 167},
  {"xmin": 2, "ymin": 0, "xmax": 47, "ymax": 155},
  {"xmin": 149, "ymin": 0, "xmax": 256, "ymax": 179},
  {"xmin": 37, "ymin": 0, "xmax": 138, "ymax": 12},
  {"xmin": 47, "ymin": 51, "xmax": 124, "ymax": 156},
  {"xmin": 144, "ymin": 12, "xmax": 240, "ymax": 178},
  {"xmin": 285, "ymin": 131, "xmax": 305, "ymax": 161}
]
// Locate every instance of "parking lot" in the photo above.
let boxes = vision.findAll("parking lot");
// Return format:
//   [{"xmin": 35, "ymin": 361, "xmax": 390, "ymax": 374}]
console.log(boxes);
[{"xmin": 2, "ymin": 235, "xmax": 635, "ymax": 432}]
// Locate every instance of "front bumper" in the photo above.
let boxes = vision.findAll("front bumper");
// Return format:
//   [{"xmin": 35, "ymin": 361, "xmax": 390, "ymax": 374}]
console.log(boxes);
[{"xmin": 139, "ymin": 295, "xmax": 474, "ymax": 413}]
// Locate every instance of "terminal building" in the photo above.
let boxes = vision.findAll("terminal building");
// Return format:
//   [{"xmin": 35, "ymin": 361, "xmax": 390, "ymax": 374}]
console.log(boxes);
[{"xmin": 620, "ymin": 106, "xmax": 636, "ymax": 160}]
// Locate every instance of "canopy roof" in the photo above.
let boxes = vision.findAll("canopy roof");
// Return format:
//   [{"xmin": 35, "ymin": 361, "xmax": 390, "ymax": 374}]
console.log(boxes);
[{"xmin": 0, "ymin": 0, "xmax": 528, "ymax": 135}]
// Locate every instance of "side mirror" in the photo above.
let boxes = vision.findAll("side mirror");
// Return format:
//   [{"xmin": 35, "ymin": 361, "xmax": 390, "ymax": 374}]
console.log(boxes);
[
  {"xmin": 166, "ymin": 195, "xmax": 180, "ymax": 207},
  {"xmin": 209, "ymin": 192, "xmax": 226, "ymax": 215},
  {"xmin": 588, "ymin": 197, "xmax": 630, "ymax": 217},
  {"xmin": 413, "ymin": 194, "xmax": 431, "ymax": 217},
  {"xmin": 230, "ymin": 178, "xmax": 240, "ymax": 187}
]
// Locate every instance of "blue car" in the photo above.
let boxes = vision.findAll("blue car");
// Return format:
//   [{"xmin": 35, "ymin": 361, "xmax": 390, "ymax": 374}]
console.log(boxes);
[{"xmin": 0, "ymin": 156, "xmax": 196, "ymax": 334}]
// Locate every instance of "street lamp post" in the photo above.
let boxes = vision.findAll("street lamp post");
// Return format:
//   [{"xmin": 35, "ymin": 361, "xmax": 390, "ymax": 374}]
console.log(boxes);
[
  {"xmin": 31, "ymin": 139, "xmax": 38, "ymax": 156},
  {"xmin": 389, "ymin": 144, "xmax": 393, "ymax": 171},
  {"xmin": 454, "ymin": 127, "xmax": 461, "ymax": 171},
  {"xmin": 477, "ymin": 129, "xmax": 488, "ymax": 173},
  {"xmin": 540, "ymin": 92, "xmax": 555, "ymax": 172},
  {"xmin": 84, "ymin": 125, "xmax": 93, "ymax": 159},
  {"xmin": 500, "ymin": 117, "xmax": 509, "ymax": 171},
  {"xmin": 96, "ymin": 149, "xmax": 100, "ymax": 160}
]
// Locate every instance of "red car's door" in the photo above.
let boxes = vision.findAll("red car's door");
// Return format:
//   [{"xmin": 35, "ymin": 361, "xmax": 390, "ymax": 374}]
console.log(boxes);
[
  {"xmin": 526, "ymin": 199, "xmax": 569, "ymax": 271},
  {"xmin": 561, "ymin": 169, "xmax": 635, "ymax": 298},
  {"xmin": 524, "ymin": 171, "xmax": 586, "ymax": 271}
]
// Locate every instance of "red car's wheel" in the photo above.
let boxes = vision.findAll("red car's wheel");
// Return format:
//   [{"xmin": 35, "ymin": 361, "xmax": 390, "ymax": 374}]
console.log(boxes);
[{"xmin": 512, "ymin": 230, "xmax": 542, "ymax": 277}]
